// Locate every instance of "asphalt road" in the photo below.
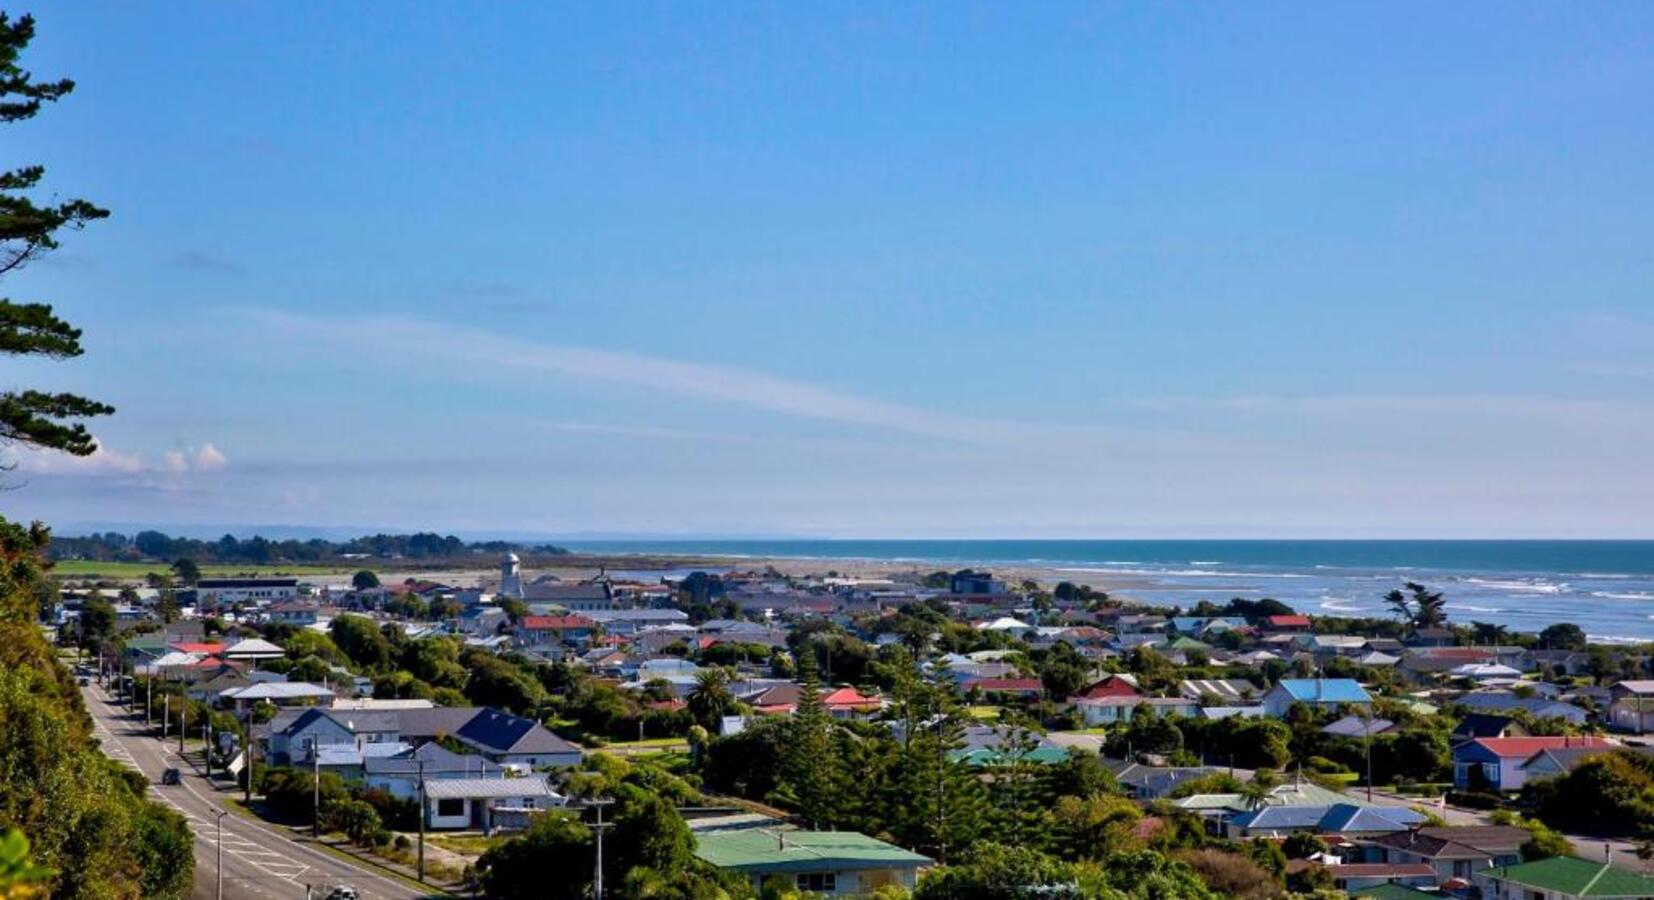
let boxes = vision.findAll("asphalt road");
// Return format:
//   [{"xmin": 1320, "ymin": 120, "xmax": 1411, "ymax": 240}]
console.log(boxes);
[{"xmin": 81, "ymin": 682, "xmax": 440, "ymax": 900}]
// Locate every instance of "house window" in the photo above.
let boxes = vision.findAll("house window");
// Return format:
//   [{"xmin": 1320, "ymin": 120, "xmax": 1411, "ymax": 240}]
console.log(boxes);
[
  {"xmin": 436, "ymin": 798, "xmax": 465, "ymax": 817},
  {"xmin": 795, "ymin": 873, "xmax": 836, "ymax": 893}
]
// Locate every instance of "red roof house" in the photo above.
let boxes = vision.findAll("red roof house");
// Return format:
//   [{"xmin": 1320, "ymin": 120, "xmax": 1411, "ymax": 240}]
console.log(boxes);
[
  {"xmin": 1265, "ymin": 614, "xmax": 1312, "ymax": 631},
  {"xmin": 1077, "ymin": 674, "xmax": 1141, "ymax": 700}
]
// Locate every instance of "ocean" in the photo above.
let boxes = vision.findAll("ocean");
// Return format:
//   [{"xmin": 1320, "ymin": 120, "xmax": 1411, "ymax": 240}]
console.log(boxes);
[{"xmin": 560, "ymin": 540, "xmax": 1654, "ymax": 643}]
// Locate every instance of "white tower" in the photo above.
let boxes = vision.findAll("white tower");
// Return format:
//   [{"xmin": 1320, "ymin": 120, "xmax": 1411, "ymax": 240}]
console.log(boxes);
[{"xmin": 499, "ymin": 552, "xmax": 523, "ymax": 599}]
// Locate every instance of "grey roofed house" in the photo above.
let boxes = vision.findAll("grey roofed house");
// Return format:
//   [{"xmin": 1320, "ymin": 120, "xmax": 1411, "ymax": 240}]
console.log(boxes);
[
  {"xmin": 1321, "ymin": 715, "xmax": 1396, "ymax": 738},
  {"xmin": 1106, "ymin": 761, "xmax": 1220, "ymax": 799},
  {"xmin": 1178, "ymin": 678, "xmax": 1262, "ymax": 702},
  {"xmin": 957, "ymin": 724, "xmax": 1058, "ymax": 753},
  {"xmin": 1518, "ymin": 744, "xmax": 1654, "ymax": 779},
  {"xmin": 422, "ymin": 775, "xmax": 560, "ymax": 801},
  {"xmin": 364, "ymin": 741, "xmax": 503, "ymax": 778},
  {"xmin": 523, "ymin": 582, "xmax": 612, "ymax": 604},
  {"xmin": 1455, "ymin": 691, "xmax": 1589, "ymax": 724}
]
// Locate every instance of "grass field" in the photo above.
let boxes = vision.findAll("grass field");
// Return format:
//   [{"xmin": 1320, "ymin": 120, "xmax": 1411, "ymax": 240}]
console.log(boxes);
[{"xmin": 50, "ymin": 560, "xmax": 355, "ymax": 579}]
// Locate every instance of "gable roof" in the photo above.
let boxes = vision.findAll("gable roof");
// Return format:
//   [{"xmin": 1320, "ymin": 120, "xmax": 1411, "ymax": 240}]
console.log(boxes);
[
  {"xmin": 694, "ymin": 829, "xmax": 932, "ymax": 873},
  {"xmin": 1452, "ymin": 713, "xmax": 1523, "ymax": 739},
  {"xmin": 455, "ymin": 707, "xmax": 581, "ymax": 756},
  {"xmin": 1463, "ymin": 736, "xmax": 1618, "ymax": 759},
  {"xmin": 1368, "ymin": 825, "xmax": 1530, "ymax": 859},
  {"xmin": 1321, "ymin": 715, "xmax": 1394, "ymax": 738},
  {"xmin": 1274, "ymin": 679, "xmax": 1372, "ymax": 703},
  {"xmin": 1077, "ymin": 675, "xmax": 1140, "ymax": 699},
  {"xmin": 1484, "ymin": 856, "xmax": 1654, "ymax": 896}
]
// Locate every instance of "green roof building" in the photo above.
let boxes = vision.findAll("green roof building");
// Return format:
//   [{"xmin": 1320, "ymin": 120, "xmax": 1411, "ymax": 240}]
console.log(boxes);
[
  {"xmin": 1480, "ymin": 856, "xmax": 1654, "ymax": 899},
  {"xmin": 694, "ymin": 828, "xmax": 933, "ymax": 895},
  {"xmin": 1352, "ymin": 885, "xmax": 1439, "ymax": 899}
]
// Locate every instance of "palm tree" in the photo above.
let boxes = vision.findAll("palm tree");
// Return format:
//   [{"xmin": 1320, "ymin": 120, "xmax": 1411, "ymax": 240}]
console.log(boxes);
[
  {"xmin": 686, "ymin": 668, "xmax": 735, "ymax": 730},
  {"xmin": 1407, "ymin": 582, "xmax": 1448, "ymax": 629},
  {"xmin": 1383, "ymin": 589, "xmax": 1412, "ymax": 623}
]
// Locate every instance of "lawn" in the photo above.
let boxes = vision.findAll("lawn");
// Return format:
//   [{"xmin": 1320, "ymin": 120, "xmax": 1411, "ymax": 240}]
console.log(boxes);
[
  {"xmin": 50, "ymin": 560, "xmax": 355, "ymax": 579},
  {"xmin": 965, "ymin": 705, "xmax": 1003, "ymax": 721},
  {"xmin": 427, "ymin": 833, "xmax": 504, "ymax": 857}
]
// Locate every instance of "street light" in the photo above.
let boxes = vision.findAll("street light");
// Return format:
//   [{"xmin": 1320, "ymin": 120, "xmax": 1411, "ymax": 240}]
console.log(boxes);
[{"xmin": 213, "ymin": 808, "xmax": 228, "ymax": 900}]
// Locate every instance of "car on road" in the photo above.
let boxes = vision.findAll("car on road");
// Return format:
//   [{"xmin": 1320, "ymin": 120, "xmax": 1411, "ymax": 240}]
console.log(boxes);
[
  {"xmin": 77, "ymin": 675, "xmax": 89, "ymax": 686},
  {"xmin": 323, "ymin": 887, "xmax": 359, "ymax": 900},
  {"xmin": 160, "ymin": 768, "xmax": 181, "ymax": 786}
]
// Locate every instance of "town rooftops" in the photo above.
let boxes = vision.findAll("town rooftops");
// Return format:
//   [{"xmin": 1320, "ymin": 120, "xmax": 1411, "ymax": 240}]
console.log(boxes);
[
  {"xmin": 693, "ymin": 829, "xmax": 932, "ymax": 874},
  {"xmin": 363, "ymin": 741, "xmax": 503, "ymax": 777},
  {"xmin": 1324, "ymin": 862, "xmax": 1437, "ymax": 880},
  {"xmin": 520, "ymin": 615, "xmax": 595, "ymax": 630},
  {"xmin": 1229, "ymin": 802, "xmax": 1424, "ymax": 833},
  {"xmin": 1266, "ymin": 614, "xmax": 1312, "ymax": 628},
  {"xmin": 1482, "ymin": 855, "xmax": 1654, "ymax": 897},
  {"xmin": 1321, "ymin": 715, "xmax": 1394, "ymax": 738},
  {"xmin": 1466, "ymin": 736, "xmax": 1617, "ymax": 758}
]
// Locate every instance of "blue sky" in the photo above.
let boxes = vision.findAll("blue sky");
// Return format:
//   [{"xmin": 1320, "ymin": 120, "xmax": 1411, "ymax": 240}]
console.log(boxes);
[{"xmin": 6, "ymin": 3, "xmax": 1654, "ymax": 538}]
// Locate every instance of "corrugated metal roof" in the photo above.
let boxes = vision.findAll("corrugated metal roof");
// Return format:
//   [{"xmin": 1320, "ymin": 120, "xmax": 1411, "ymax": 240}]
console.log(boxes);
[
  {"xmin": 421, "ymin": 775, "xmax": 559, "ymax": 800},
  {"xmin": 694, "ymin": 830, "xmax": 931, "ymax": 872}
]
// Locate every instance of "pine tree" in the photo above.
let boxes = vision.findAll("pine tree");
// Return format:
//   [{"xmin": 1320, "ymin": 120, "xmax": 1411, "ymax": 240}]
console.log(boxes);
[
  {"xmin": 776, "ymin": 654, "xmax": 840, "ymax": 828},
  {"xmin": 0, "ymin": 14, "xmax": 113, "ymax": 459},
  {"xmin": 885, "ymin": 661, "xmax": 994, "ymax": 862}
]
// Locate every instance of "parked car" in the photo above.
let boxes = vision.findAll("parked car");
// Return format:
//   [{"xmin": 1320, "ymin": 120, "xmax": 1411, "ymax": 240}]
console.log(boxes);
[
  {"xmin": 324, "ymin": 887, "xmax": 358, "ymax": 900},
  {"xmin": 160, "ymin": 768, "xmax": 181, "ymax": 786}
]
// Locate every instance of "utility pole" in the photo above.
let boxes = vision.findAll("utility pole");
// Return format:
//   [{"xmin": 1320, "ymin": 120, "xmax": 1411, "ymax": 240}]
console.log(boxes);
[
  {"xmin": 179, "ymin": 696, "xmax": 186, "ymax": 753},
  {"xmin": 203, "ymin": 718, "xmax": 211, "ymax": 775},
  {"xmin": 242, "ymin": 714, "xmax": 253, "ymax": 804},
  {"xmin": 416, "ymin": 759, "xmax": 426, "ymax": 882},
  {"xmin": 312, "ymin": 748, "xmax": 321, "ymax": 838},
  {"xmin": 588, "ymin": 797, "xmax": 614, "ymax": 900},
  {"xmin": 213, "ymin": 809, "xmax": 227, "ymax": 900},
  {"xmin": 162, "ymin": 694, "xmax": 169, "ymax": 740},
  {"xmin": 146, "ymin": 677, "xmax": 153, "ymax": 725}
]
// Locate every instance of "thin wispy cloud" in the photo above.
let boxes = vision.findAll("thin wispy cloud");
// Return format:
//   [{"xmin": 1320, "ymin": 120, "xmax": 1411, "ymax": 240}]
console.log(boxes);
[{"xmin": 251, "ymin": 310, "xmax": 1011, "ymax": 442}]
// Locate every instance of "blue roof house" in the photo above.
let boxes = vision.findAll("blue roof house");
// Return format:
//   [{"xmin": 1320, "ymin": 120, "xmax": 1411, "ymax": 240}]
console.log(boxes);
[{"xmin": 1263, "ymin": 679, "xmax": 1373, "ymax": 717}]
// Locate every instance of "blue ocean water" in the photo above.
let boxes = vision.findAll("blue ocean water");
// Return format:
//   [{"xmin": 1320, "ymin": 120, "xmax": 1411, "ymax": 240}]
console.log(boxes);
[{"xmin": 565, "ymin": 540, "xmax": 1654, "ymax": 642}]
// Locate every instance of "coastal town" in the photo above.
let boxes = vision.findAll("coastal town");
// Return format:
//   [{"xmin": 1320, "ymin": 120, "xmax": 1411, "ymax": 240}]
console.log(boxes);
[{"xmin": 51, "ymin": 539, "xmax": 1654, "ymax": 899}]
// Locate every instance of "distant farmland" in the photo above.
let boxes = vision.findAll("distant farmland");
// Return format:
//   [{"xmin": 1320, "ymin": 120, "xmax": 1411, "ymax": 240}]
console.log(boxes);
[{"xmin": 49, "ymin": 560, "xmax": 356, "ymax": 579}]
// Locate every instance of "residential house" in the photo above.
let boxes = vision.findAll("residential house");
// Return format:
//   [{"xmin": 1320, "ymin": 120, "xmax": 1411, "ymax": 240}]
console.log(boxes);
[
  {"xmin": 265, "ymin": 708, "xmax": 401, "ymax": 765},
  {"xmin": 1178, "ymin": 678, "xmax": 1262, "ymax": 704},
  {"xmin": 1322, "ymin": 715, "xmax": 1396, "ymax": 738},
  {"xmin": 1225, "ymin": 803, "xmax": 1425, "ymax": 840},
  {"xmin": 194, "ymin": 577, "xmax": 299, "ymax": 609},
  {"xmin": 1456, "ymin": 691, "xmax": 1590, "ymax": 726},
  {"xmin": 1265, "ymin": 614, "xmax": 1313, "ymax": 632},
  {"xmin": 1609, "ymin": 681, "xmax": 1654, "ymax": 734},
  {"xmin": 1317, "ymin": 863, "xmax": 1438, "ymax": 894},
  {"xmin": 1107, "ymin": 762, "xmax": 1221, "ymax": 800},
  {"xmin": 1075, "ymin": 674, "xmax": 1140, "ymax": 700},
  {"xmin": 1262, "ymin": 679, "xmax": 1372, "ymax": 717},
  {"xmin": 1477, "ymin": 855, "xmax": 1654, "ymax": 900},
  {"xmin": 1452, "ymin": 737, "xmax": 1619, "ymax": 793},
  {"xmin": 693, "ymin": 828, "xmax": 932, "ymax": 895},
  {"xmin": 821, "ymin": 687, "xmax": 884, "ymax": 720},
  {"xmin": 423, "ymin": 775, "xmax": 564, "ymax": 832},
  {"xmin": 1366, "ymin": 825, "xmax": 1527, "ymax": 884},
  {"xmin": 960, "ymin": 677, "xmax": 1044, "ymax": 700},
  {"xmin": 517, "ymin": 615, "xmax": 597, "ymax": 655},
  {"xmin": 1451, "ymin": 714, "xmax": 1529, "ymax": 745},
  {"xmin": 1074, "ymin": 696, "xmax": 1199, "ymax": 727},
  {"xmin": 1519, "ymin": 745, "xmax": 1654, "ymax": 781}
]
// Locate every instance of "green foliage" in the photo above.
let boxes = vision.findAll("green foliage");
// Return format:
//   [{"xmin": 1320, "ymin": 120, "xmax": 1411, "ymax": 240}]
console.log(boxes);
[
  {"xmin": 351, "ymin": 569, "xmax": 379, "ymax": 590},
  {"xmin": 477, "ymin": 813, "xmax": 592, "ymax": 900},
  {"xmin": 0, "ymin": 829, "xmax": 51, "ymax": 898},
  {"xmin": 0, "ymin": 516, "xmax": 193, "ymax": 898},
  {"xmin": 1525, "ymin": 750, "xmax": 1654, "ymax": 839}
]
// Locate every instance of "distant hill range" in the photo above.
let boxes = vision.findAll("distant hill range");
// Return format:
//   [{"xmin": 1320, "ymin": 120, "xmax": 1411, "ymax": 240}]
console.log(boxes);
[{"xmin": 50, "ymin": 529, "xmax": 570, "ymax": 565}]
